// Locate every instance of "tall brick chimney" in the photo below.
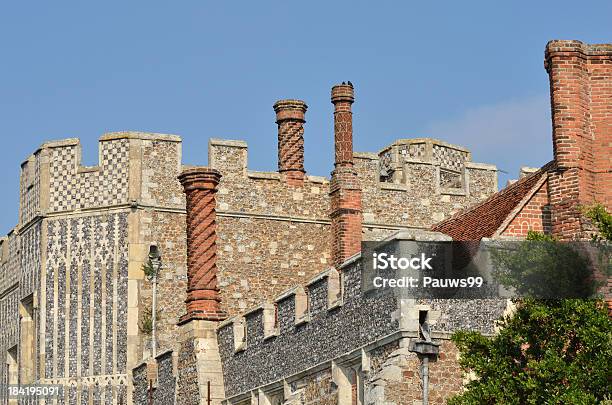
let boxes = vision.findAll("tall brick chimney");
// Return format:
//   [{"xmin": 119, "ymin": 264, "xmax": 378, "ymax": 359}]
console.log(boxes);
[
  {"xmin": 274, "ymin": 99, "xmax": 308, "ymax": 186},
  {"xmin": 178, "ymin": 167, "xmax": 227, "ymax": 323},
  {"xmin": 330, "ymin": 83, "xmax": 362, "ymax": 268},
  {"xmin": 545, "ymin": 41, "xmax": 612, "ymax": 239}
]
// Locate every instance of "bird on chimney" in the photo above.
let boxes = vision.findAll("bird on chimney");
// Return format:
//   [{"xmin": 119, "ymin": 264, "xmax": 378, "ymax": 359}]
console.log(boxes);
[{"xmin": 348, "ymin": 81, "xmax": 353, "ymax": 87}]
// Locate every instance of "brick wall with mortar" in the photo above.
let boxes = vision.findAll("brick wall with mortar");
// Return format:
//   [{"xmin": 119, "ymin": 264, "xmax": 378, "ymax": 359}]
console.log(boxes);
[
  {"xmin": 0, "ymin": 133, "xmax": 497, "ymax": 403},
  {"xmin": 501, "ymin": 180, "xmax": 552, "ymax": 237},
  {"xmin": 545, "ymin": 41, "xmax": 612, "ymax": 239}
]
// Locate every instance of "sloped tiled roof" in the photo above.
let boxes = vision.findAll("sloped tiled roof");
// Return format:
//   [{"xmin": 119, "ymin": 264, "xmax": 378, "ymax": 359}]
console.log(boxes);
[{"xmin": 431, "ymin": 161, "xmax": 556, "ymax": 240}]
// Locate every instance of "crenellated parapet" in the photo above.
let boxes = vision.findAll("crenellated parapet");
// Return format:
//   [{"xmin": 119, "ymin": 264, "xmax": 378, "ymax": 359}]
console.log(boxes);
[
  {"xmin": 216, "ymin": 256, "xmax": 400, "ymax": 398},
  {"xmin": 17, "ymin": 132, "xmax": 183, "ymax": 227},
  {"xmin": 224, "ymin": 266, "xmax": 344, "ymax": 354},
  {"xmin": 375, "ymin": 138, "xmax": 499, "ymax": 194}
]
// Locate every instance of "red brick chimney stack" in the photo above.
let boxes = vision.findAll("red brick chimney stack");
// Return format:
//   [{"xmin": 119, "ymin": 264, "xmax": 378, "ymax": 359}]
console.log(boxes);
[
  {"xmin": 545, "ymin": 41, "xmax": 612, "ymax": 239},
  {"xmin": 331, "ymin": 84, "xmax": 355, "ymax": 168},
  {"xmin": 178, "ymin": 167, "xmax": 227, "ymax": 323},
  {"xmin": 330, "ymin": 82, "xmax": 362, "ymax": 268},
  {"xmin": 274, "ymin": 99, "xmax": 308, "ymax": 186}
]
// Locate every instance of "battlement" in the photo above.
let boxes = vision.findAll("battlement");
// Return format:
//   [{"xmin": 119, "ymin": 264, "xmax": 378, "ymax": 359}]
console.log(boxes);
[
  {"xmin": 218, "ymin": 265, "xmax": 344, "ymax": 353},
  {"xmin": 18, "ymin": 132, "xmax": 184, "ymax": 226},
  {"xmin": 14, "ymin": 130, "xmax": 497, "ymax": 234},
  {"xmin": 215, "ymin": 232, "xmax": 508, "ymax": 398},
  {"xmin": 378, "ymin": 138, "xmax": 482, "ymax": 189},
  {"xmin": 216, "ymin": 255, "xmax": 401, "ymax": 397}
]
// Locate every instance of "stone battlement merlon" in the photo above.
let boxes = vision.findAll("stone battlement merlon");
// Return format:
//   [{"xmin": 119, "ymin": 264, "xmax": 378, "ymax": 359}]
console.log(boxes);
[
  {"xmin": 381, "ymin": 138, "xmax": 472, "ymax": 157},
  {"xmin": 0, "ymin": 236, "xmax": 8, "ymax": 265},
  {"xmin": 99, "ymin": 131, "xmax": 182, "ymax": 143}
]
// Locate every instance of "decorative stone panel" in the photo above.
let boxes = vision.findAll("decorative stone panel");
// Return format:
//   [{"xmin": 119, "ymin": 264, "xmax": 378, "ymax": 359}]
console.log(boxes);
[{"xmin": 48, "ymin": 139, "xmax": 130, "ymax": 213}]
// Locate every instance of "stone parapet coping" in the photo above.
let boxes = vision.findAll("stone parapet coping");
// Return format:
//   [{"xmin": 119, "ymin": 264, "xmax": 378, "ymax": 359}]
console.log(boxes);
[
  {"xmin": 100, "ymin": 131, "xmax": 181, "ymax": 142},
  {"xmin": 209, "ymin": 138, "xmax": 248, "ymax": 148},
  {"xmin": 465, "ymin": 161, "xmax": 497, "ymax": 171}
]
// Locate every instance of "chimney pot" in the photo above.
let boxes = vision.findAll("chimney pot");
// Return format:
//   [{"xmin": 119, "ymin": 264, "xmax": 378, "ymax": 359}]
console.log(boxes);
[
  {"xmin": 274, "ymin": 99, "xmax": 308, "ymax": 186},
  {"xmin": 330, "ymin": 83, "xmax": 362, "ymax": 268}
]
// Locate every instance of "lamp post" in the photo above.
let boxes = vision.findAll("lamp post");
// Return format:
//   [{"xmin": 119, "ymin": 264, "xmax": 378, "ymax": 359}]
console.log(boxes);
[{"xmin": 148, "ymin": 245, "xmax": 162, "ymax": 359}]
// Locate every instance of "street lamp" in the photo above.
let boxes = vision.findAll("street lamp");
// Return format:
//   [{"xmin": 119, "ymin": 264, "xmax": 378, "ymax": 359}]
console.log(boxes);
[{"xmin": 148, "ymin": 245, "xmax": 162, "ymax": 359}]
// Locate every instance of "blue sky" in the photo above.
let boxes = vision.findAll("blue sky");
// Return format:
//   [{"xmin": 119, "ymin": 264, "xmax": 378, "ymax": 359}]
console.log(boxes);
[{"xmin": 1, "ymin": 1, "xmax": 610, "ymax": 234}]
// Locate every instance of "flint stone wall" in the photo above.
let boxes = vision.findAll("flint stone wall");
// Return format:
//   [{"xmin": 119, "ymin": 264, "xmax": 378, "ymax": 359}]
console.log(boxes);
[{"xmin": 217, "ymin": 261, "xmax": 399, "ymax": 398}]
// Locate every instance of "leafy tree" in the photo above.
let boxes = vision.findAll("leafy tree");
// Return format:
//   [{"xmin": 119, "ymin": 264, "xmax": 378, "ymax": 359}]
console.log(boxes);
[
  {"xmin": 449, "ymin": 299, "xmax": 611, "ymax": 404},
  {"xmin": 138, "ymin": 304, "xmax": 161, "ymax": 335},
  {"xmin": 142, "ymin": 258, "xmax": 158, "ymax": 280},
  {"xmin": 449, "ymin": 211, "xmax": 612, "ymax": 404},
  {"xmin": 583, "ymin": 203, "xmax": 612, "ymax": 242},
  {"xmin": 489, "ymin": 231, "xmax": 599, "ymax": 299}
]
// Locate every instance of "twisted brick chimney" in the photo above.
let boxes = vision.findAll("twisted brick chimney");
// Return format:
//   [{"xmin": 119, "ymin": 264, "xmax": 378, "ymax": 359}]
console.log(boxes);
[
  {"xmin": 330, "ymin": 83, "xmax": 362, "ymax": 268},
  {"xmin": 178, "ymin": 168, "xmax": 227, "ymax": 323},
  {"xmin": 545, "ymin": 41, "xmax": 612, "ymax": 239},
  {"xmin": 274, "ymin": 99, "xmax": 308, "ymax": 186}
]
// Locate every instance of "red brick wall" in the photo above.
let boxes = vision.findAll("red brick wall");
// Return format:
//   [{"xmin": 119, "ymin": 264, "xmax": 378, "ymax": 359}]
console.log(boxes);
[
  {"xmin": 502, "ymin": 181, "xmax": 551, "ymax": 237},
  {"xmin": 588, "ymin": 47, "xmax": 612, "ymax": 208},
  {"xmin": 545, "ymin": 41, "xmax": 612, "ymax": 239}
]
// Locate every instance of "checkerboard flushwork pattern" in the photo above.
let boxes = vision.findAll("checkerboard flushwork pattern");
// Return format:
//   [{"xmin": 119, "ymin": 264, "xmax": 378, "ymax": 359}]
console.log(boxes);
[
  {"xmin": 398, "ymin": 143, "xmax": 426, "ymax": 159},
  {"xmin": 49, "ymin": 140, "xmax": 130, "ymax": 212},
  {"xmin": 432, "ymin": 144, "xmax": 468, "ymax": 172}
]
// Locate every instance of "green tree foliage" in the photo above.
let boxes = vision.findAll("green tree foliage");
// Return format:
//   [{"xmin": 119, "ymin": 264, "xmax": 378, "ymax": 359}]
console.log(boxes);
[
  {"xmin": 490, "ymin": 232, "xmax": 598, "ymax": 299},
  {"xmin": 138, "ymin": 304, "xmax": 160, "ymax": 335},
  {"xmin": 142, "ymin": 258, "xmax": 158, "ymax": 281},
  {"xmin": 583, "ymin": 203, "xmax": 612, "ymax": 242},
  {"xmin": 449, "ymin": 299, "xmax": 611, "ymax": 404},
  {"xmin": 450, "ymin": 209, "xmax": 612, "ymax": 404}
]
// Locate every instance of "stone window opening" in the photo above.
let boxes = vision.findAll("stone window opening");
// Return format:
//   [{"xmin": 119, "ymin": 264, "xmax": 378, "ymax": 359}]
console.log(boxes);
[
  {"xmin": 350, "ymin": 367, "xmax": 364, "ymax": 405},
  {"xmin": 332, "ymin": 362, "xmax": 364, "ymax": 405},
  {"xmin": 439, "ymin": 168, "xmax": 465, "ymax": 190}
]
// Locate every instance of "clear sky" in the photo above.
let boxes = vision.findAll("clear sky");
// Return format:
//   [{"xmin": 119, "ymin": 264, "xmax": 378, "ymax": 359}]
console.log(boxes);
[{"xmin": 1, "ymin": 1, "xmax": 610, "ymax": 234}]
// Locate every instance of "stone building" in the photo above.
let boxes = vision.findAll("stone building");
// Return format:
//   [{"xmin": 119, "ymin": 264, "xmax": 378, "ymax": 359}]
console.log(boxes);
[
  {"xmin": 1, "ymin": 39, "xmax": 610, "ymax": 405},
  {"xmin": 0, "ymin": 133, "xmax": 188, "ymax": 404}
]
